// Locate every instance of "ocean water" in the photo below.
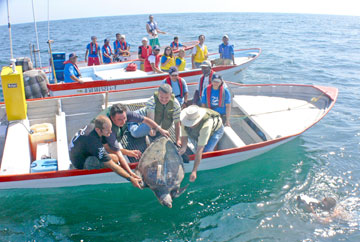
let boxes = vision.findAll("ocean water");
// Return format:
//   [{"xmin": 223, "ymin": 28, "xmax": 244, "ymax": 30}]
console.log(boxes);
[{"xmin": 0, "ymin": 12, "xmax": 360, "ymax": 241}]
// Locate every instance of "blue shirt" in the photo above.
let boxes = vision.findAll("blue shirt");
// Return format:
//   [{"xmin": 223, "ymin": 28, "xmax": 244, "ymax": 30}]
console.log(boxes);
[
  {"xmin": 64, "ymin": 62, "xmax": 80, "ymax": 83},
  {"xmin": 219, "ymin": 43, "xmax": 234, "ymax": 60},
  {"xmin": 102, "ymin": 45, "xmax": 112, "ymax": 64},
  {"xmin": 201, "ymin": 86, "xmax": 231, "ymax": 115},
  {"xmin": 162, "ymin": 78, "xmax": 188, "ymax": 105},
  {"xmin": 87, "ymin": 43, "xmax": 101, "ymax": 58}
]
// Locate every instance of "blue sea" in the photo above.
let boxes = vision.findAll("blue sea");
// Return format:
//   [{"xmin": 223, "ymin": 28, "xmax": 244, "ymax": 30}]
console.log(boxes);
[{"xmin": 0, "ymin": 12, "xmax": 360, "ymax": 241}]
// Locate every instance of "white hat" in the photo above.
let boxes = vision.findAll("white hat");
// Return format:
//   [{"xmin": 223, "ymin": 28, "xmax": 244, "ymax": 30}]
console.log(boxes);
[
  {"xmin": 120, "ymin": 35, "xmax": 126, "ymax": 39},
  {"xmin": 200, "ymin": 60, "xmax": 212, "ymax": 68},
  {"xmin": 180, "ymin": 105, "xmax": 206, "ymax": 127},
  {"xmin": 223, "ymin": 34, "xmax": 229, "ymax": 39},
  {"xmin": 142, "ymin": 37, "xmax": 148, "ymax": 42}
]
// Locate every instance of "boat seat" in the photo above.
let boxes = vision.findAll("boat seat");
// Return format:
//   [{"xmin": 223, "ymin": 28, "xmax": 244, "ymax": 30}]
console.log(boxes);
[
  {"xmin": 56, "ymin": 112, "xmax": 72, "ymax": 170},
  {"xmin": 0, "ymin": 120, "xmax": 31, "ymax": 175},
  {"xmin": 232, "ymin": 96, "xmax": 272, "ymax": 140},
  {"xmin": 218, "ymin": 126, "xmax": 246, "ymax": 150}
]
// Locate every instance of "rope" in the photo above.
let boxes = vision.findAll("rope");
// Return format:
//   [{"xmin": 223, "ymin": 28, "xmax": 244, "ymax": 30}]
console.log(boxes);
[{"xmin": 231, "ymin": 92, "xmax": 327, "ymax": 120}]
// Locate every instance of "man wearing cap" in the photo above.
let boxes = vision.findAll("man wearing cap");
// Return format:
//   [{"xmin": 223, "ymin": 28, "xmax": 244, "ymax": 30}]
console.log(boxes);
[
  {"xmin": 201, "ymin": 74, "xmax": 231, "ymax": 126},
  {"xmin": 215, "ymin": 35, "xmax": 235, "ymax": 66},
  {"xmin": 146, "ymin": 15, "xmax": 166, "ymax": 48},
  {"xmin": 144, "ymin": 45, "xmax": 163, "ymax": 73},
  {"xmin": 69, "ymin": 115, "xmax": 142, "ymax": 189},
  {"xmin": 85, "ymin": 36, "xmax": 102, "ymax": 66},
  {"xmin": 193, "ymin": 60, "xmax": 215, "ymax": 105},
  {"xmin": 116, "ymin": 35, "xmax": 130, "ymax": 62},
  {"xmin": 162, "ymin": 66, "xmax": 188, "ymax": 107},
  {"xmin": 64, "ymin": 53, "xmax": 83, "ymax": 83},
  {"xmin": 102, "ymin": 39, "xmax": 113, "ymax": 64},
  {"xmin": 96, "ymin": 103, "xmax": 171, "ymax": 165},
  {"xmin": 179, "ymin": 105, "xmax": 224, "ymax": 182},
  {"xmin": 192, "ymin": 35, "xmax": 208, "ymax": 69},
  {"xmin": 127, "ymin": 84, "xmax": 182, "ymax": 146},
  {"xmin": 138, "ymin": 37, "xmax": 152, "ymax": 71}
]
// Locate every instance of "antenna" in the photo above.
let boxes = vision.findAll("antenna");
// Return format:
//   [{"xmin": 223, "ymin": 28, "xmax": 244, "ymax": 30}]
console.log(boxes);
[
  {"xmin": 6, "ymin": 0, "xmax": 14, "ymax": 60},
  {"xmin": 31, "ymin": 0, "xmax": 42, "ymax": 68}
]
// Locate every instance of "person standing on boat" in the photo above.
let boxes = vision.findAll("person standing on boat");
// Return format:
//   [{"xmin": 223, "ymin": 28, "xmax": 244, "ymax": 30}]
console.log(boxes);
[
  {"xmin": 213, "ymin": 35, "xmax": 235, "ymax": 66},
  {"xmin": 178, "ymin": 105, "xmax": 224, "ymax": 182},
  {"xmin": 69, "ymin": 115, "xmax": 142, "ymax": 189},
  {"xmin": 162, "ymin": 66, "xmax": 188, "ymax": 107},
  {"xmin": 113, "ymin": 33, "xmax": 122, "ymax": 61},
  {"xmin": 175, "ymin": 49, "xmax": 186, "ymax": 71},
  {"xmin": 138, "ymin": 37, "xmax": 152, "ymax": 71},
  {"xmin": 161, "ymin": 46, "xmax": 175, "ymax": 72},
  {"xmin": 146, "ymin": 15, "xmax": 166, "ymax": 47},
  {"xmin": 192, "ymin": 35, "xmax": 208, "ymax": 69},
  {"xmin": 170, "ymin": 36, "xmax": 185, "ymax": 51},
  {"xmin": 85, "ymin": 36, "xmax": 102, "ymax": 66},
  {"xmin": 97, "ymin": 103, "xmax": 170, "ymax": 162},
  {"xmin": 116, "ymin": 35, "xmax": 131, "ymax": 62},
  {"xmin": 64, "ymin": 53, "xmax": 84, "ymax": 84},
  {"xmin": 201, "ymin": 74, "xmax": 231, "ymax": 126},
  {"xmin": 127, "ymin": 84, "xmax": 182, "ymax": 146},
  {"xmin": 102, "ymin": 39, "xmax": 113, "ymax": 64},
  {"xmin": 144, "ymin": 45, "xmax": 164, "ymax": 73},
  {"xmin": 193, "ymin": 60, "xmax": 215, "ymax": 105}
]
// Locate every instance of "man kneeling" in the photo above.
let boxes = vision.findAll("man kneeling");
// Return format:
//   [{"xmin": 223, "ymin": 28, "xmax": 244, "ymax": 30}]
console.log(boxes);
[{"xmin": 69, "ymin": 115, "xmax": 142, "ymax": 189}]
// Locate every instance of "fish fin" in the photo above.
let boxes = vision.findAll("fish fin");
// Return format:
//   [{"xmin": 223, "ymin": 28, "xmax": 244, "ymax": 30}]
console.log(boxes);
[
  {"xmin": 171, "ymin": 184, "xmax": 189, "ymax": 198},
  {"xmin": 181, "ymin": 154, "xmax": 189, "ymax": 163},
  {"xmin": 145, "ymin": 135, "xmax": 151, "ymax": 147}
]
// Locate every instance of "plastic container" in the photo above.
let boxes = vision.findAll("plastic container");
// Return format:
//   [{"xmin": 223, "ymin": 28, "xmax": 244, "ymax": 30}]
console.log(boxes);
[
  {"xmin": 30, "ymin": 159, "xmax": 58, "ymax": 173},
  {"xmin": 29, "ymin": 123, "xmax": 56, "ymax": 160}
]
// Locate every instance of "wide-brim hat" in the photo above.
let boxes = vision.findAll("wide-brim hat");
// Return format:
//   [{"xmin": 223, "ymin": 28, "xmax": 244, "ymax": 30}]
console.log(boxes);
[
  {"xmin": 200, "ymin": 60, "xmax": 211, "ymax": 68},
  {"xmin": 180, "ymin": 105, "xmax": 206, "ymax": 127}
]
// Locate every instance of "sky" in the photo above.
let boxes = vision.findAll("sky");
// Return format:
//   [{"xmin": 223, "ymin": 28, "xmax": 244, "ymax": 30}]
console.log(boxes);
[{"xmin": 0, "ymin": 0, "xmax": 359, "ymax": 26}]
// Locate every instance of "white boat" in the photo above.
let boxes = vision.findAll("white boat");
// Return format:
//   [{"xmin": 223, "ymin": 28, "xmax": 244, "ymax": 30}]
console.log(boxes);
[
  {"xmin": 0, "ymin": 82, "xmax": 337, "ymax": 189},
  {"xmin": 46, "ymin": 48, "xmax": 261, "ymax": 96}
]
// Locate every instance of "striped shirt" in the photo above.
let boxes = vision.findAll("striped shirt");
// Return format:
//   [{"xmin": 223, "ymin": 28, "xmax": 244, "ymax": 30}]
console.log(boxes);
[{"xmin": 144, "ymin": 96, "xmax": 181, "ymax": 124}]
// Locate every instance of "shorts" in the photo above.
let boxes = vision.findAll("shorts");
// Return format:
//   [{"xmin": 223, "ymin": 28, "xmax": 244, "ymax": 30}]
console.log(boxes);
[
  {"xmin": 88, "ymin": 57, "xmax": 100, "ymax": 66},
  {"xmin": 83, "ymin": 156, "xmax": 105, "ymax": 170}
]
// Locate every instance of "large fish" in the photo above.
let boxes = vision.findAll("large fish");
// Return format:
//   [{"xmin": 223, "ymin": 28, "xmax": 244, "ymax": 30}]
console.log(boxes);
[{"xmin": 135, "ymin": 137, "xmax": 188, "ymax": 208}]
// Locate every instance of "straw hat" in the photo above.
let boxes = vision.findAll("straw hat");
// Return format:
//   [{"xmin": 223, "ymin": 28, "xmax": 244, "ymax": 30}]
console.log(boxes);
[{"xmin": 180, "ymin": 105, "xmax": 206, "ymax": 127}]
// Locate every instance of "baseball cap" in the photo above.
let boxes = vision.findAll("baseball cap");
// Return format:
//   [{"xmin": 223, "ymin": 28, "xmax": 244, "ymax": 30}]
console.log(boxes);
[
  {"xmin": 212, "ymin": 74, "xmax": 223, "ymax": 83},
  {"xmin": 153, "ymin": 45, "xmax": 160, "ymax": 51},
  {"xmin": 69, "ymin": 52, "xmax": 78, "ymax": 59},
  {"xmin": 200, "ymin": 60, "xmax": 211, "ymax": 68},
  {"xmin": 223, "ymin": 34, "xmax": 229, "ymax": 39},
  {"xmin": 169, "ymin": 66, "xmax": 179, "ymax": 75},
  {"xmin": 142, "ymin": 37, "xmax": 148, "ymax": 42}
]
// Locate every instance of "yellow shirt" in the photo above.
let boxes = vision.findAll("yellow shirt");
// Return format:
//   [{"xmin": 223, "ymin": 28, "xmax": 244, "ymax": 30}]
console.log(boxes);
[{"xmin": 181, "ymin": 119, "xmax": 214, "ymax": 147}]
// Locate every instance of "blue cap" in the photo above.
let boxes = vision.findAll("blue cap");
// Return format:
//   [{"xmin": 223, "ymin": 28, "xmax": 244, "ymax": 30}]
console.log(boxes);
[
  {"xmin": 69, "ymin": 52, "xmax": 78, "ymax": 59},
  {"xmin": 169, "ymin": 66, "xmax": 179, "ymax": 75}
]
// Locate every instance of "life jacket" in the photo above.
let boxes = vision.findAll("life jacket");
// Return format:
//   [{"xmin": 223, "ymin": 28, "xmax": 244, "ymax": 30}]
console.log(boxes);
[
  {"xmin": 175, "ymin": 56, "xmax": 186, "ymax": 71},
  {"xmin": 206, "ymin": 84, "xmax": 225, "ymax": 108},
  {"xmin": 144, "ymin": 54, "xmax": 161, "ymax": 72},
  {"xmin": 114, "ymin": 40, "xmax": 121, "ymax": 54},
  {"xmin": 147, "ymin": 21, "xmax": 158, "ymax": 33},
  {"xmin": 90, "ymin": 42, "xmax": 99, "ymax": 55},
  {"xmin": 139, "ymin": 45, "xmax": 152, "ymax": 59},
  {"xmin": 171, "ymin": 41, "xmax": 179, "ymax": 49},
  {"xmin": 103, "ymin": 44, "xmax": 112, "ymax": 56},
  {"xmin": 184, "ymin": 108, "xmax": 222, "ymax": 142},
  {"xmin": 120, "ymin": 41, "xmax": 127, "ymax": 50},
  {"xmin": 165, "ymin": 76, "xmax": 184, "ymax": 98},
  {"xmin": 199, "ymin": 70, "xmax": 214, "ymax": 97},
  {"xmin": 194, "ymin": 44, "xmax": 208, "ymax": 63},
  {"xmin": 63, "ymin": 60, "xmax": 81, "ymax": 77},
  {"xmin": 154, "ymin": 91, "xmax": 175, "ymax": 130},
  {"xmin": 161, "ymin": 56, "xmax": 175, "ymax": 71}
]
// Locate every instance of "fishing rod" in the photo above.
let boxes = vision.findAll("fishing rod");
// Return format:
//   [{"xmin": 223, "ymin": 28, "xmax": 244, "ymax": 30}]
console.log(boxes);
[{"xmin": 6, "ymin": 0, "xmax": 13, "ymax": 60}]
